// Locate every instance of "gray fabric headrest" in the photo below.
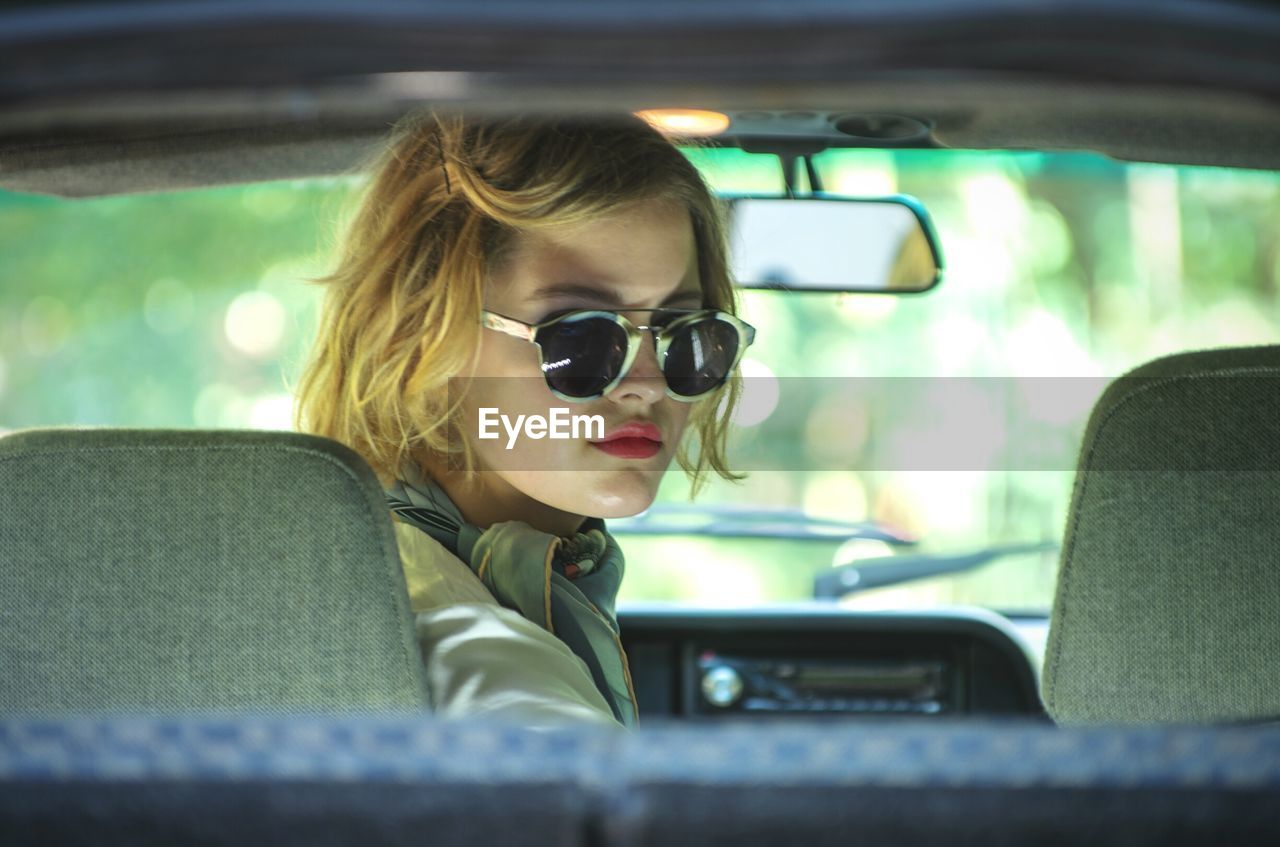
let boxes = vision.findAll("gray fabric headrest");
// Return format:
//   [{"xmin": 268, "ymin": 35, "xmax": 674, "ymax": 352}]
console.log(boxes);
[
  {"xmin": 1043, "ymin": 346, "xmax": 1280, "ymax": 724},
  {"xmin": 0, "ymin": 428, "xmax": 427, "ymax": 714}
]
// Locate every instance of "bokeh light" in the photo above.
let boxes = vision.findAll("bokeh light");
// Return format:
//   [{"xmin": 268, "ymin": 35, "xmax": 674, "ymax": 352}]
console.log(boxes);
[
  {"xmin": 802, "ymin": 472, "xmax": 868, "ymax": 523},
  {"xmin": 674, "ymin": 542, "xmax": 767, "ymax": 606},
  {"xmin": 249, "ymin": 393, "xmax": 295, "ymax": 430},
  {"xmin": 826, "ymin": 150, "xmax": 897, "ymax": 195},
  {"xmin": 731, "ymin": 358, "xmax": 779, "ymax": 427},
  {"xmin": 836, "ymin": 292, "xmax": 898, "ymax": 327},
  {"xmin": 1005, "ymin": 309, "xmax": 1095, "ymax": 377},
  {"xmin": 144, "ymin": 278, "xmax": 194, "ymax": 335},
  {"xmin": 224, "ymin": 290, "xmax": 286, "ymax": 358},
  {"xmin": 193, "ymin": 383, "xmax": 247, "ymax": 428}
]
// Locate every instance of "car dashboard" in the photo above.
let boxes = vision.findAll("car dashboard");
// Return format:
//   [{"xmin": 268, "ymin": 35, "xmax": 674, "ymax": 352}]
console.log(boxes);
[{"xmin": 618, "ymin": 605, "xmax": 1045, "ymax": 720}]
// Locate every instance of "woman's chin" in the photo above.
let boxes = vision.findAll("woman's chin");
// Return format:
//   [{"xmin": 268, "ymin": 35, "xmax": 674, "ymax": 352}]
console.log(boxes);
[
  {"xmin": 575, "ymin": 470, "xmax": 664, "ymax": 519},
  {"xmin": 590, "ymin": 500, "xmax": 656, "ymax": 520}
]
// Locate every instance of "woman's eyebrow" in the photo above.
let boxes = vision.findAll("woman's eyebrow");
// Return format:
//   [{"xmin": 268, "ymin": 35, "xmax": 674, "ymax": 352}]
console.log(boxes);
[
  {"xmin": 661, "ymin": 290, "xmax": 704, "ymax": 307},
  {"xmin": 528, "ymin": 282, "xmax": 616, "ymax": 304},
  {"xmin": 530, "ymin": 281, "xmax": 703, "ymax": 307}
]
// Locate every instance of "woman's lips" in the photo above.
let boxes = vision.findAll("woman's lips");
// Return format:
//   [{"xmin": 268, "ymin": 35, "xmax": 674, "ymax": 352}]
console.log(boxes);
[
  {"xmin": 590, "ymin": 437, "xmax": 663, "ymax": 459},
  {"xmin": 590, "ymin": 421, "xmax": 663, "ymax": 459}
]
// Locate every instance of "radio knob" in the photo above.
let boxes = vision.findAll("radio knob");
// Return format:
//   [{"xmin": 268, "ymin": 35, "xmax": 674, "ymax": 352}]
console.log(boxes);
[{"xmin": 701, "ymin": 665, "xmax": 744, "ymax": 708}]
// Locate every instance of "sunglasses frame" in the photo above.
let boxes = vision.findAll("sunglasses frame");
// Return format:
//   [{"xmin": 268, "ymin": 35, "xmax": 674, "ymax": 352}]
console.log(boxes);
[{"xmin": 481, "ymin": 308, "xmax": 756, "ymax": 403}]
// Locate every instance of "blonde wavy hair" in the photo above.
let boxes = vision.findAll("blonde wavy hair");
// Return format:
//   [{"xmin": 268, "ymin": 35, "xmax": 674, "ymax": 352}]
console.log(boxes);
[{"xmin": 295, "ymin": 112, "xmax": 744, "ymax": 494}]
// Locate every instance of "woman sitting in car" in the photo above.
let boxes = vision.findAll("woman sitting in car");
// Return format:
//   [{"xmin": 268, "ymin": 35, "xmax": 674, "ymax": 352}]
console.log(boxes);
[{"xmin": 295, "ymin": 113, "xmax": 754, "ymax": 727}]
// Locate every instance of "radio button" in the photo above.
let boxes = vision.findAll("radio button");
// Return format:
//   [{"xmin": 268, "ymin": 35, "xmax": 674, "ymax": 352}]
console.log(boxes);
[{"xmin": 701, "ymin": 665, "xmax": 745, "ymax": 708}]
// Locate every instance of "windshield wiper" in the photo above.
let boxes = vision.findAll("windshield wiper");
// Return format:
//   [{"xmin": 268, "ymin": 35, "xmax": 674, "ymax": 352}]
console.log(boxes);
[
  {"xmin": 812, "ymin": 541, "xmax": 1058, "ymax": 600},
  {"xmin": 609, "ymin": 504, "xmax": 917, "ymax": 545}
]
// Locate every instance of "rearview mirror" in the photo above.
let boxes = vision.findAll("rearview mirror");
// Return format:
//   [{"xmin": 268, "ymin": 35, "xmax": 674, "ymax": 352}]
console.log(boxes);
[{"xmin": 726, "ymin": 195, "xmax": 943, "ymax": 293}]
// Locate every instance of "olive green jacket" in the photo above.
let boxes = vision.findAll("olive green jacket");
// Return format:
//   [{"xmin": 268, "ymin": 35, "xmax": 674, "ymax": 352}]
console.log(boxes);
[{"xmin": 393, "ymin": 521, "xmax": 621, "ymax": 728}]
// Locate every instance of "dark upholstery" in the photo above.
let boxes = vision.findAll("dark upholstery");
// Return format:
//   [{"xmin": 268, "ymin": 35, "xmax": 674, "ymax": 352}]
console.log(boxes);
[
  {"xmin": 1, "ymin": 716, "xmax": 1277, "ymax": 846},
  {"xmin": 0, "ymin": 428, "xmax": 427, "ymax": 714},
  {"xmin": 1043, "ymin": 346, "xmax": 1280, "ymax": 724}
]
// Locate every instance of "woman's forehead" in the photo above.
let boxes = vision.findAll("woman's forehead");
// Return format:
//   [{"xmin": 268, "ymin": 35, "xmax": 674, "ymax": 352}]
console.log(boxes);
[{"xmin": 489, "ymin": 199, "xmax": 701, "ymax": 309}]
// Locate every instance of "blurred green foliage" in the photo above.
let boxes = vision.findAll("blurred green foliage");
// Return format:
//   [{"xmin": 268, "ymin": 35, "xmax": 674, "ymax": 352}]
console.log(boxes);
[{"xmin": 2, "ymin": 151, "xmax": 1278, "ymax": 613}]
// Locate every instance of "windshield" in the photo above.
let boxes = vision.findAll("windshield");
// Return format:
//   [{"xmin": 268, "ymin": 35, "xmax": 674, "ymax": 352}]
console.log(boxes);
[{"xmin": 3, "ymin": 148, "xmax": 1277, "ymax": 614}]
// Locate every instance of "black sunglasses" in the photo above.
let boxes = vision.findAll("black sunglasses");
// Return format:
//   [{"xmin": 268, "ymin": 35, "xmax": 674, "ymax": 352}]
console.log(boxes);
[{"xmin": 481, "ymin": 308, "xmax": 756, "ymax": 402}]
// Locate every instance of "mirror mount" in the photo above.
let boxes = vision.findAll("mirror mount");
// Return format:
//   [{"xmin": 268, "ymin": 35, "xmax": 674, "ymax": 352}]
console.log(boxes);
[
  {"xmin": 777, "ymin": 153, "xmax": 825, "ymax": 197},
  {"xmin": 736, "ymin": 137, "xmax": 829, "ymax": 198}
]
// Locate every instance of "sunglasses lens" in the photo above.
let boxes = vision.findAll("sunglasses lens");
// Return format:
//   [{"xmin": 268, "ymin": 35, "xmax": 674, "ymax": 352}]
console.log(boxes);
[
  {"xmin": 538, "ymin": 317, "xmax": 629, "ymax": 398},
  {"xmin": 664, "ymin": 316, "xmax": 741, "ymax": 397}
]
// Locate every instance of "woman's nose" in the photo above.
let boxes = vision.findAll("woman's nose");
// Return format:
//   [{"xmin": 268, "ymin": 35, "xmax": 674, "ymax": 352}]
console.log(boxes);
[{"xmin": 610, "ymin": 330, "xmax": 665, "ymax": 405}]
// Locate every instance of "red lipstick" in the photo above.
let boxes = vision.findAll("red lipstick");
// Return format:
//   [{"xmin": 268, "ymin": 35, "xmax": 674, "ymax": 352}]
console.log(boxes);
[{"xmin": 590, "ymin": 421, "xmax": 663, "ymax": 459}]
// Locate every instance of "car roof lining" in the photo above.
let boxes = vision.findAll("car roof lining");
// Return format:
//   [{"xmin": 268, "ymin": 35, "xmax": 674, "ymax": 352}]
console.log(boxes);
[
  {"xmin": 2, "ymin": 81, "xmax": 1277, "ymax": 198},
  {"xmin": 1, "ymin": 0, "xmax": 1277, "ymax": 196}
]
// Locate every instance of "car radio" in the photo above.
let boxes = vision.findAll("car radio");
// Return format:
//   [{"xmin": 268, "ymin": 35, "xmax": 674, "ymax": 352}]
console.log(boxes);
[{"xmin": 696, "ymin": 650, "xmax": 953, "ymax": 715}]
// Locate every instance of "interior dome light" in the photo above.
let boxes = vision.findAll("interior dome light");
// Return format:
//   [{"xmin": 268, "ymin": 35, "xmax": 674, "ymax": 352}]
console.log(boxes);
[{"xmin": 635, "ymin": 109, "xmax": 731, "ymax": 137}]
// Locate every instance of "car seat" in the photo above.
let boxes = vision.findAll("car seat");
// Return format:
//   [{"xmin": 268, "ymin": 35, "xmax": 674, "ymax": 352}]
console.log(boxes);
[
  {"xmin": 0, "ymin": 428, "xmax": 427, "ymax": 713},
  {"xmin": 1042, "ymin": 346, "xmax": 1280, "ymax": 723}
]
